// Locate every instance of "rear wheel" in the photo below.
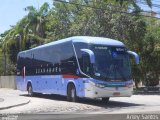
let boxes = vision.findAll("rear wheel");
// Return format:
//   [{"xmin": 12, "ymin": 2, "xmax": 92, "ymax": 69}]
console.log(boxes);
[
  {"xmin": 67, "ymin": 84, "xmax": 78, "ymax": 102},
  {"xmin": 102, "ymin": 97, "xmax": 110, "ymax": 103},
  {"xmin": 27, "ymin": 83, "xmax": 33, "ymax": 97}
]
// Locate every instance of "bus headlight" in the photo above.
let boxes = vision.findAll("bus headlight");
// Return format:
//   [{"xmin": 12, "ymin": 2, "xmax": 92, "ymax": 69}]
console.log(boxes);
[
  {"xmin": 89, "ymin": 81, "xmax": 106, "ymax": 88},
  {"xmin": 95, "ymin": 83, "xmax": 105, "ymax": 88}
]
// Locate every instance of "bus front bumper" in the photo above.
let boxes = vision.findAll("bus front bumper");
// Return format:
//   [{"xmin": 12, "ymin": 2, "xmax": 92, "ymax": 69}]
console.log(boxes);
[{"xmin": 84, "ymin": 82, "xmax": 133, "ymax": 98}]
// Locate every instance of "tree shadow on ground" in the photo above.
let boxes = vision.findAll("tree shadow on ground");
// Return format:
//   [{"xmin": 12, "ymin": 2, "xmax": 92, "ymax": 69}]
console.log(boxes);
[{"xmin": 20, "ymin": 93, "xmax": 143, "ymax": 109}]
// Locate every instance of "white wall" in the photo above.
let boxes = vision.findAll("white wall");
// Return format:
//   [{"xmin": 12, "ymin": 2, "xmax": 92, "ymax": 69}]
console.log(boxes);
[{"xmin": 0, "ymin": 76, "xmax": 16, "ymax": 89}]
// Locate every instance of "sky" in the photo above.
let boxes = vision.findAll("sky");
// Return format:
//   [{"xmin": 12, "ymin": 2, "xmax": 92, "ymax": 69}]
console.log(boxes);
[
  {"xmin": 0, "ymin": 0, "xmax": 53, "ymax": 34},
  {"xmin": 0, "ymin": 0, "xmax": 160, "ymax": 35},
  {"xmin": 137, "ymin": 0, "xmax": 160, "ymax": 18}
]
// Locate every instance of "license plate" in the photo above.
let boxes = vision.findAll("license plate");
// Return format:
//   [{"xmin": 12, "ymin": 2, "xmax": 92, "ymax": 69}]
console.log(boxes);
[{"xmin": 113, "ymin": 92, "xmax": 120, "ymax": 96}]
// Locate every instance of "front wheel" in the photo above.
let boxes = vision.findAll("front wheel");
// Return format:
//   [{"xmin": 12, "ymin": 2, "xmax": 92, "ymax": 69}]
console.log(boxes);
[
  {"xmin": 67, "ymin": 84, "xmax": 78, "ymax": 102},
  {"xmin": 102, "ymin": 97, "xmax": 110, "ymax": 103}
]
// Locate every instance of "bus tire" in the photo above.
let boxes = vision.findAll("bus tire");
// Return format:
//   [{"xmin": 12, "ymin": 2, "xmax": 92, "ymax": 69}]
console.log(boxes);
[
  {"xmin": 102, "ymin": 97, "xmax": 110, "ymax": 103},
  {"xmin": 27, "ymin": 83, "xmax": 33, "ymax": 97},
  {"xmin": 67, "ymin": 84, "xmax": 77, "ymax": 102}
]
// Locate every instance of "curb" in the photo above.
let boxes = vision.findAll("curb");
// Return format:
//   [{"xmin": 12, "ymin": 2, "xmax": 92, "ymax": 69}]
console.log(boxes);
[{"xmin": 0, "ymin": 100, "xmax": 30, "ymax": 110}]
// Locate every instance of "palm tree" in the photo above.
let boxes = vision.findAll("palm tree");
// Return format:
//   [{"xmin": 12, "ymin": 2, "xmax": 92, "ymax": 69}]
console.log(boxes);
[
  {"xmin": 24, "ymin": 2, "xmax": 50, "ymax": 46},
  {"xmin": 1, "ymin": 28, "xmax": 17, "ymax": 74}
]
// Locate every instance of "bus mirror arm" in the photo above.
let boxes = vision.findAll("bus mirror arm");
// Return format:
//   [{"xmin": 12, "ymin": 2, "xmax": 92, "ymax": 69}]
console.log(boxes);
[
  {"xmin": 80, "ymin": 49, "xmax": 95, "ymax": 64},
  {"xmin": 127, "ymin": 51, "xmax": 139, "ymax": 64}
]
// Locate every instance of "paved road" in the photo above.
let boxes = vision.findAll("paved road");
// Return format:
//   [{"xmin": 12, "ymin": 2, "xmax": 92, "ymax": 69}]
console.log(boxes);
[
  {"xmin": 0, "ymin": 98, "xmax": 4, "ymax": 102},
  {"xmin": 1, "ymin": 92, "xmax": 160, "ymax": 114},
  {"xmin": 0, "ymin": 89, "xmax": 160, "ymax": 114},
  {"xmin": 1, "ymin": 89, "xmax": 160, "ymax": 120},
  {"xmin": 0, "ymin": 89, "xmax": 30, "ymax": 110}
]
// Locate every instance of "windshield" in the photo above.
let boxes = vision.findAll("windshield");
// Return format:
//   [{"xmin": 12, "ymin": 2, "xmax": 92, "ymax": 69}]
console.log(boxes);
[{"xmin": 92, "ymin": 45, "xmax": 131, "ymax": 81}]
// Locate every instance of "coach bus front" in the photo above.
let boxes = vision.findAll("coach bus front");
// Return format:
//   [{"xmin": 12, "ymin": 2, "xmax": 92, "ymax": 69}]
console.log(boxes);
[
  {"xmin": 92, "ymin": 45, "xmax": 131, "ymax": 82},
  {"xmin": 79, "ymin": 45, "xmax": 139, "ymax": 98}
]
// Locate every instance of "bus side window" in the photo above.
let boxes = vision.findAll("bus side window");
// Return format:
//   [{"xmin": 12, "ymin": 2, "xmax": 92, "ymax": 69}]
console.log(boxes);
[{"xmin": 82, "ymin": 53, "xmax": 91, "ymax": 74}]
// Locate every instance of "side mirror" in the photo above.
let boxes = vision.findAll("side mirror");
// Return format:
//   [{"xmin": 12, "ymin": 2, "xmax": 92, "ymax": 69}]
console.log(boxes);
[
  {"xmin": 127, "ymin": 51, "xmax": 139, "ymax": 64},
  {"xmin": 80, "ymin": 49, "xmax": 95, "ymax": 64}
]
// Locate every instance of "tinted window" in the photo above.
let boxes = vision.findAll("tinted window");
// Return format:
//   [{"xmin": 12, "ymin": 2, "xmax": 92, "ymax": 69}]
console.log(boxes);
[{"xmin": 74, "ymin": 42, "xmax": 89, "ymax": 72}]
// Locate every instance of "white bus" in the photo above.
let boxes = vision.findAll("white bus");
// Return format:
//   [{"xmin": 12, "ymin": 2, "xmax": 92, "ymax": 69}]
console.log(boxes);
[{"xmin": 16, "ymin": 36, "xmax": 139, "ymax": 102}]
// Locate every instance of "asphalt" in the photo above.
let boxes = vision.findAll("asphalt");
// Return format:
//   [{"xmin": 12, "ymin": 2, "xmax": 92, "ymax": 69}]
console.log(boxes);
[{"xmin": 0, "ymin": 88, "xmax": 30, "ymax": 110}]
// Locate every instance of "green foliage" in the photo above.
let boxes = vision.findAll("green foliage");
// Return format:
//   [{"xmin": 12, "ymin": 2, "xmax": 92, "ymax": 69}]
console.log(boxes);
[{"xmin": 0, "ymin": 49, "xmax": 4, "ymax": 75}]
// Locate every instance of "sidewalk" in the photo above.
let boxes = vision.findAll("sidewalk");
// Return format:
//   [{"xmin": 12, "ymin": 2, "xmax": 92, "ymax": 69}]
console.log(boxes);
[{"xmin": 0, "ymin": 88, "xmax": 30, "ymax": 110}]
